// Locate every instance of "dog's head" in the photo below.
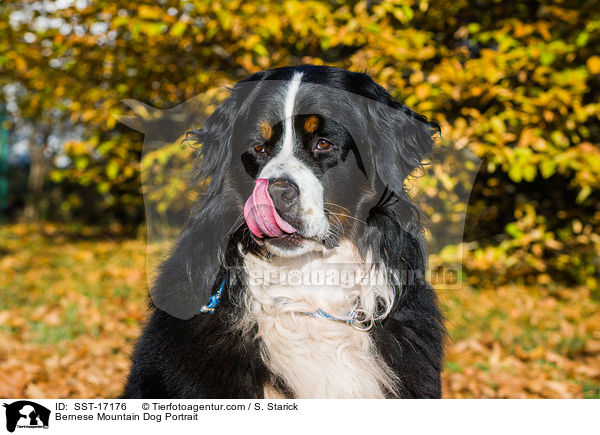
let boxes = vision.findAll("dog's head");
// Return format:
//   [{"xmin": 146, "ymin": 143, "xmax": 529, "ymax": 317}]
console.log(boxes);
[
  {"xmin": 191, "ymin": 65, "xmax": 438, "ymax": 258},
  {"xmin": 150, "ymin": 65, "xmax": 439, "ymax": 318}
]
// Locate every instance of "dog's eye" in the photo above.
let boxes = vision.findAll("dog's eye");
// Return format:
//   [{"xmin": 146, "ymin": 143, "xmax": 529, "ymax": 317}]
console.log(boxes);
[
  {"xmin": 315, "ymin": 139, "xmax": 333, "ymax": 151},
  {"xmin": 252, "ymin": 143, "xmax": 266, "ymax": 154}
]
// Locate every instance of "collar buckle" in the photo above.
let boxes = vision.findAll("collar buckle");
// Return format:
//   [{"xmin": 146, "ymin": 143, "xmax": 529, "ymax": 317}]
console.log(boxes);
[{"xmin": 348, "ymin": 307, "xmax": 374, "ymax": 331}]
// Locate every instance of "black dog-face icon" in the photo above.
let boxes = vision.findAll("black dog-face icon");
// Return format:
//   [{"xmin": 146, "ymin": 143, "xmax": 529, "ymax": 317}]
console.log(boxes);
[{"xmin": 3, "ymin": 401, "xmax": 50, "ymax": 433}]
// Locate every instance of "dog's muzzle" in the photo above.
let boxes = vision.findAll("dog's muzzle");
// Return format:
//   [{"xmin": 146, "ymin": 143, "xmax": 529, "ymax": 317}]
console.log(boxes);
[{"xmin": 244, "ymin": 178, "xmax": 297, "ymax": 238}]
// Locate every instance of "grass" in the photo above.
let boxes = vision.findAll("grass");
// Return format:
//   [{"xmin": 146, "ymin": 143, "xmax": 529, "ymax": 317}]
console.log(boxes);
[{"xmin": 0, "ymin": 222, "xmax": 599, "ymax": 398}]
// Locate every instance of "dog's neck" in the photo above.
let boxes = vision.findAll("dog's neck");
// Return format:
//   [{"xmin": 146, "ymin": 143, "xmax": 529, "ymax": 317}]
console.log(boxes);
[{"xmin": 239, "ymin": 241, "xmax": 398, "ymax": 398}]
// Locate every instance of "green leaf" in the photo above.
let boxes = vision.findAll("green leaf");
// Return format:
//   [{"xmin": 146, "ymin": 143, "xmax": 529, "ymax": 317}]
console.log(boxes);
[
  {"xmin": 523, "ymin": 164, "xmax": 536, "ymax": 182},
  {"xmin": 97, "ymin": 181, "xmax": 110, "ymax": 194},
  {"xmin": 540, "ymin": 159, "xmax": 557, "ymax": 179},
  {"xmin": 170, "ymin": 22, "xmax": 187, "ymax": 37},
  {"xmin": 75, "ymin": 157, "xmax": 88, "ymax": 171},
  {"xmin": 506, "ymin": 222, "xmax": 524, "ymax": 239},
  {"xmin": 576, "ymin": 186, "xmax": 592, "ymax": 204},
  {"xmin": 253, "ymin": 43, "xmax": 268, "ymax": 57},
  {"xmin": 508, "ymin": 164, "xmax": 522, "ymax": 183},
  {"xmin": 106, "ymin": 160, "xmax": 119, "ymax": 180},
  {"xmin": 540, "ymin": 51, "xmax": 556, "ymax": 66}
]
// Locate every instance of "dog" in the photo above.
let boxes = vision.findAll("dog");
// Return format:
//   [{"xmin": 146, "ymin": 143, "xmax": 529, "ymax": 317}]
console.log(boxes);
[{"xmin": 123, "ymin": 65, "xmax": 445, "ymax": 399}]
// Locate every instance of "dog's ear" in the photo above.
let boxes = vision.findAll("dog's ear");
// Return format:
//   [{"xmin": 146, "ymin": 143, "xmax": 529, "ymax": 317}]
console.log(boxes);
[
  {"xmin": 368, "ymin": 102, "xmax": 439, "ymax": 196},
  {"xmin": 361, "ymin": 102, "xmax": 438, "ymax": 299},
  {"xmin": 151, "ymin": 95, "xmax": 243, "ymax": 320},
  {"xmin": 187, "ymin": 93, "xmax": 240, "ymax": 192}
]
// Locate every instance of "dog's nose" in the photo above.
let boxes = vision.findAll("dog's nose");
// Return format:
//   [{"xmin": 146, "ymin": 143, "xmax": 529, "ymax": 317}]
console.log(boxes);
[{"xmin": 268, "ymin": 178, "xmax": 299, "ymax": 218}]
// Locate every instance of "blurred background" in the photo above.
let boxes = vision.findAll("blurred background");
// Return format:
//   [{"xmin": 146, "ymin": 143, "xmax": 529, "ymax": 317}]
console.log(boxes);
[{"xmin": 0, "ymin": 0, "xmax": 599, "ymax": 398}]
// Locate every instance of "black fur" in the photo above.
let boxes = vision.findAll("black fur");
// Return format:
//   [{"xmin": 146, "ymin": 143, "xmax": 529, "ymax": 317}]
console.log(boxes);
[{"xmin": 123, "ymin": 65, "xmax": 445, "ymax": 399}]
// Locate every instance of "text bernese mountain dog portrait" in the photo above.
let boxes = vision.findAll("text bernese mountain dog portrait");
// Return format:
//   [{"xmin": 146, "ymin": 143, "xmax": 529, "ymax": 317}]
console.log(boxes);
[{"xmin": 123, "ymin": 65, "xmax": 445, "ymax": 399}]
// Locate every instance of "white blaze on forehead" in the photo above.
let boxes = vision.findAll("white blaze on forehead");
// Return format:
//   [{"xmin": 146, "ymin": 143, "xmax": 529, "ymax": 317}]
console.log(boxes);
[
  {"xmin": 281, "ymin": 72, "xmax": 303, "ymax": 157},
  {"xmin": 257, "ymin": 71, "xmax": 329, "ymax": 241}
]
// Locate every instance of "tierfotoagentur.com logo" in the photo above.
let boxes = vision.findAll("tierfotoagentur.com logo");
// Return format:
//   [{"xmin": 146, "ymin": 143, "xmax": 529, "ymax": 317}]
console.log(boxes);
[{"xmin": 2, "ymin": 401, "xmax": 50, "ymax": 433}]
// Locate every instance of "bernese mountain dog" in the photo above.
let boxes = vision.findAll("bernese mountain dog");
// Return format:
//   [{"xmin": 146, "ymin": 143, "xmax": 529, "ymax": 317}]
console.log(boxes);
[{"xmin": 123, "ymin": 65, "xmax": 445, "ymax": 399}]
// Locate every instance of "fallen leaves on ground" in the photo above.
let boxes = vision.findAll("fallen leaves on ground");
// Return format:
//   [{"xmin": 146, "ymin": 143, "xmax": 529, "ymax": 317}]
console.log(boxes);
[
  {"xmin": 440, "ymin": 281, "xmax": 600, "ymax": 398},
  {"xmin": 1, "ymin": 223, "xmax": 598, "ymax": 398}
]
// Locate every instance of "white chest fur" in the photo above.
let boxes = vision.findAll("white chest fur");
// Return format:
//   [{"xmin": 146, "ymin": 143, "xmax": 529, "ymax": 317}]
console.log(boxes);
[{"xmin": 239, "ymin": 242, "xmax": 398, "ymax": 398}]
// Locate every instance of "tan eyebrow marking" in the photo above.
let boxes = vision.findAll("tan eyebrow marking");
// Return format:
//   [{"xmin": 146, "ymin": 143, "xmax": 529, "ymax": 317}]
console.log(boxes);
[
  {"xmin": 260, "ymin": 121, "xmax": 273, "ymax": 140},
  {"xmin": 304, "ymin": 115, "xmax": 319, "ymax": 134}
]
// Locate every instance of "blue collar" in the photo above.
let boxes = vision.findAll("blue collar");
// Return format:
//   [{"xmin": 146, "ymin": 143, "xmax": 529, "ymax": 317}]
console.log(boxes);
[
  {"xmin": 200, "ymin": 279, "xmax": 226, "ymax": 314},
  {"xmin": 299, "ymin": 307, "xmax": 373, "ymax": 331},
  {"xmin": 200, "ymin": 279, "xmax": 373, "ymax": 331}
]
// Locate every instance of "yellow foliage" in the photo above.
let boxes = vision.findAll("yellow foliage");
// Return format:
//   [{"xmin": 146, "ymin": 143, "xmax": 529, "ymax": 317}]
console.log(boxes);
[{"xmin": 0, "ymin": 0, "xmax": 598, "ymax": 283}]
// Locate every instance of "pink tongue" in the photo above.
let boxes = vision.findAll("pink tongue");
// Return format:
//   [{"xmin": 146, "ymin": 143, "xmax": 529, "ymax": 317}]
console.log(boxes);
[{"xmin": 244, "ymin": 178, "xmax": 296, "ymax": 238}]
